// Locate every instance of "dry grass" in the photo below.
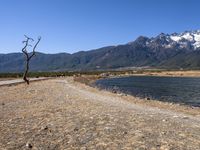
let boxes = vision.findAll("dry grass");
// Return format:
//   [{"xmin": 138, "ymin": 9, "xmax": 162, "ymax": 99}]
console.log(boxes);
[
  {"xmin": 142, "ymin": 70, "xmax": 200, "ymax": 77},
  {"xmin": 0, "ymin": 77, "xmax": 200, "ymax": 149}
]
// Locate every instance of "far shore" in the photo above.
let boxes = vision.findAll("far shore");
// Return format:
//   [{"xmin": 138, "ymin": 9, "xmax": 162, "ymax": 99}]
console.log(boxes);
[
  {"xmin": 102, "ymin": 70, "xmax": 200, "ymax": 78},
  {"xmin": 133, "ymin": 70, "xmax": 200, "ymax": 78}
]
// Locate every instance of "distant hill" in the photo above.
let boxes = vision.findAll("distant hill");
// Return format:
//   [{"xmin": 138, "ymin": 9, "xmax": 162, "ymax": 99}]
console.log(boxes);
[{"xmin": 1, "ymin": 30, "xmax": 200, "ymax": 73}]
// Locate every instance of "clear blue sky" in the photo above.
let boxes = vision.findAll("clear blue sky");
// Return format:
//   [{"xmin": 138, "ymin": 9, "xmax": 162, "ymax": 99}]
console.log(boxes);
[{"xmin": 0, "ymin": 0, "xmax": 200, "ymax": 54}]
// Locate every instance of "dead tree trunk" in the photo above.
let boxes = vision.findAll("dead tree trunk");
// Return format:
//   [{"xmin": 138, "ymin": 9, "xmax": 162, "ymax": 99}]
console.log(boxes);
[{"xmin": 22, "ymin": 35, "xmax": 41, "ymax": 84}]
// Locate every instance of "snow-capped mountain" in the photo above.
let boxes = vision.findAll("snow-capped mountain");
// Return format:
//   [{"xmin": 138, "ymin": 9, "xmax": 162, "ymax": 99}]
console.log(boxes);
[
  {"xmin": 170, "ymin": 30, "xmax": 200, "ymax": 49},
  {"xmin": 141, "ymin": 30, "xmax": 200, "ymax": 50},
  {"xmin": 1, "ymin": 29, "xmax": 200, "ymax": 73}
]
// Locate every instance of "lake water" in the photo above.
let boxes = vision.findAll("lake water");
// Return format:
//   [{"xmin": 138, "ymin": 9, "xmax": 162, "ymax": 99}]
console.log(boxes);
[{"xmin": 95, "ymin": 76, "xmax": 200, "ymax": 107}]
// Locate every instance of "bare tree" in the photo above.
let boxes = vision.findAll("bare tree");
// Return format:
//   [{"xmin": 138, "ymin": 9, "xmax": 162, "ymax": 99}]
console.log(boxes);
[{"xmin": 22, "ymin": 35, "xmax": 41, "ymax": 84}]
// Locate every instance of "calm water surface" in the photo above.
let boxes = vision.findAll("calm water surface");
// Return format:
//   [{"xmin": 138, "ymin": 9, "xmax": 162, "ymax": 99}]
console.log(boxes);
[{"xmin": 95, "ymin": 76, "xmax": 200, "ymax": 107}]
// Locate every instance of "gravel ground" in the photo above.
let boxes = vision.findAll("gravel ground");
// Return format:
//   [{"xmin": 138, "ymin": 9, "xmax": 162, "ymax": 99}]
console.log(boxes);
[
  {"xmin": 0, "ymin": 78, "xmax": 50, "ymax": 86},
  {"xmin": 0, "ymin": 77, "xmax": 200, "ymax": 150}
]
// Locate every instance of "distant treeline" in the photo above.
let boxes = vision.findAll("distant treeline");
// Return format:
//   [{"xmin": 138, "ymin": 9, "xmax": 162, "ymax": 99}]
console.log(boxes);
[
  {"xmin": 0, "ymin": 71, "xmax": 99, "ymax": 78},
  {"xmin": 0, "ymin": 69, "xmax": 180, "ymax": 78},
  {"xmin": 0, "ymin": 70, "xmax": 128, "ymax": 78}
]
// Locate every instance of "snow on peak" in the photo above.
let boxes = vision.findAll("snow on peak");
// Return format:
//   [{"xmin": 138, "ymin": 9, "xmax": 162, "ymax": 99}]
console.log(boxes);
[
  {"xmin": 169, "ymin": 30, "xmax": 200, "ymax": 49},
  {"xmin": 170, "ymin": 35, "xmax": 182, "ymax": 42},
  {"xmin": 182, "ymin": 33, "xmax": 193, "ymax": 41}
]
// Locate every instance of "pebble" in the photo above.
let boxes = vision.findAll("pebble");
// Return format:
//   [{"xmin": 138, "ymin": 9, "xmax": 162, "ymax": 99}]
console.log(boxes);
[
  {"xmin": 112, "ymin": 90, "xmax": 117, "ymax": 93},
  {"xmin": 26, "ymin": 143, "xmax": 33, "ymax": 149},
  {"xmin": 124, "ymin": 131, "xmax": 128, "ymax": 134},
  {"xmin": 80, "ymin": 147, "xmax": 87, "ymax": 150},
  {"xmin": 74, "ymin": 127, "xmax": 79, "ymax": 132},
  {"xmin": 42, "ymin": 126, "xmax": 48, "ymax": 130},
  {"xmin": 182, "ymin": 116, "xmax": 189, "ymax": 119},
  {"xmin": 173, "ymin": 115, "xmax": 179, "ymax": 118}
]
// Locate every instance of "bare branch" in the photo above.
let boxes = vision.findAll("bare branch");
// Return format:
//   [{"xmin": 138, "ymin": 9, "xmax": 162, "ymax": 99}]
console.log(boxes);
[
  {"xmin": 28, "ymin": 37, "xmax": 41, "ymax": 60},
  {"xmin": 24, "ymin": 35, "xmax": 34, "ymax": 41},
  {"xmin": 21, "ymin": 35, "xmax": 41, "ymax": 84},
  {"xmin": 22, "ymin": 39, "xmax": 29, "ymax": 60}
]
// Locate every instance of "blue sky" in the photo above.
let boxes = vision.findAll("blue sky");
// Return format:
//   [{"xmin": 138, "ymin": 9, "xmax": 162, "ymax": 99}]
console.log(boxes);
[{"xmin": 0, "ymin": 0, "xmax": 200, "ymax": 54}]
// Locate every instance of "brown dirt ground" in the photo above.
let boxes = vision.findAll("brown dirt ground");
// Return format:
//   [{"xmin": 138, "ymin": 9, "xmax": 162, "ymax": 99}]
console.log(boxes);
[{"xmin": 0, "ymin": 77, "xmax": 200, "ymax": 150}]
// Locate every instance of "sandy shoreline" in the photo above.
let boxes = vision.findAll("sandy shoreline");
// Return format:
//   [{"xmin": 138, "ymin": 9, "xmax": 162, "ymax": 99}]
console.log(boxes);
[
  {"xmin": 0, "ymin": 77, "xmax": 200, "ymax": 149},
  {"xmin": 104, "ymin": 70, "xmax": 200, "ymax": 79}
]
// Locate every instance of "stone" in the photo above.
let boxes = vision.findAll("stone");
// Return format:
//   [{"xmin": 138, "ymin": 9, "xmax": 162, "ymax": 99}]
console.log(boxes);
[
  {"xmin": 74, "ymin": 127, "xmax": 79, "ymax": 132},
  {"xmin": 42, "ymin": 126, "xmax": 48, "ymax": 130},
  {"xmin": 182, "ymin": 116, "xmax": 189, "ymax": 119},
  {"xmin": 124, "ymin": 131, "xmax": 128, "ymax": 134},
  {"xmin": 26, "ymin": 143, "xmax": 33, "ymax": 149},
  {"xmin": 112, "ymin": 90, "xmax": 117, "ymax": 93}
]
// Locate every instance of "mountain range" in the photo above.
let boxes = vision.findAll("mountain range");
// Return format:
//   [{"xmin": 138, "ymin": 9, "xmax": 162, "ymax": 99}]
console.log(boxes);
[{"xmin": 1, "ymin": 30, "xmax": 200, "ymax": 73}]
